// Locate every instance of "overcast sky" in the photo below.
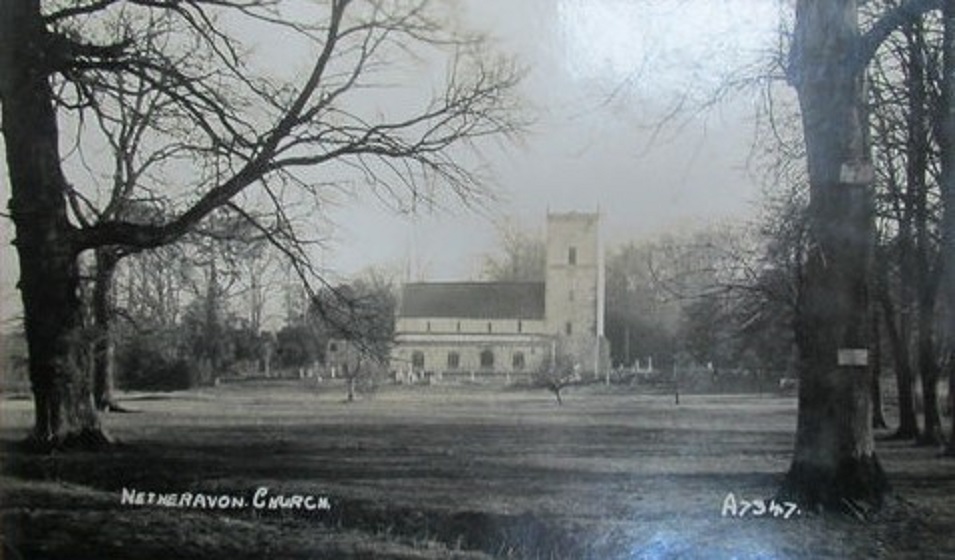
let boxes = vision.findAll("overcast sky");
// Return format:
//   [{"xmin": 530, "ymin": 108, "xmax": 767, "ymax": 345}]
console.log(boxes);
[
  {"xmin": 0, "ymin": 0, "xmax": 785, "ymax": 326},
  {"xmin": 323, "ymin": 0, "xmax": 783, "ymax": 281}
]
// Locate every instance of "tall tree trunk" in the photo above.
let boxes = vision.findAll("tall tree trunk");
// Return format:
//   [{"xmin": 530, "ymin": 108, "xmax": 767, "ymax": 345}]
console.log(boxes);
[
  {"xmin": 916, "ymin": 296, "xmax": 944, "ymax": 444},
  {"xmin": 874, "ymin": 34, "xmax": 921, "ymax": 439},
  {"xmin": 782, "ymin": 0, "xmax": 887, "ymax": 511},
  {"xmin": 0, "ymin": 0, "xmax": 106, "ymax": 448},
  {"xmin": 92, "ymin": 249, "xmax": 123, "ymax": 412},
  {"xmin": 880, "ymin": 289, "xmax": 920, "ymax": 439},
  {"xmin": 906, "ymin": 20, "xmax": 945, "ymax": 446},
  {"xmin": 872, "ymin": 309, "xmax": 889, "ymax": 429},
  {"xmin": 939, "ymin": 1, "xmax": 955, "ymax": 457},
  {"xmin": 948, "ymin": 357, "xmax": 955, "ymax": 455},
  {"xmin": 201, "ymin": 259, "xmax": 223, "ymax": 385},
  {"xmin": 344, "ymin": 364, "xmax": 355, "ymax": 402}
]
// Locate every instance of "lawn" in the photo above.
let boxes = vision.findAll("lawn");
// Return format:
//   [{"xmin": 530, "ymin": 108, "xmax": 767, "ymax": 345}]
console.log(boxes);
[{"xmin": 1, "ymin": 381, "xmax": 953, "ymax": 559}]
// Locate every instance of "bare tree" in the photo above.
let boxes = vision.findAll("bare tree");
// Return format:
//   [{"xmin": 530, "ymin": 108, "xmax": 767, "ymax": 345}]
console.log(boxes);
[
  {"xmin": 940, "ymin": 2, "xmax": 955, "ymax": 457},
  {"xmin": 867, "ymin": 13, "xmax": 948, "ymax": 442},
  {"xmin": 236, "ymin": 243, "xmax": 281, "ymax": 335},
  {"xmin": 0, "ymin": 0, "xmax": 524, "ymax": 447},
  {"xmin": 644, "ymin": 224, "xmax": 791, "ymax": 376},
  {"xmin": 605, "ymin": 241, "xmax": 680, "ymax": 370},
  {"xmin": 533, "ymin": 341, "xmax": 580, "ymax": 406},
  {"xmin": 313, "ymin": 270, "xmax": 397, "ymax": 401},
  {"xmin": 482, "ymin": 220, "xmax": 546, "ymax": 282},
  {"xmin": 780, "ymin": 0, "xmax": 944, "ymax": 512},
  {"xmin": 80, "ymin": 71, "xmax": 186, "ymax": 411}
]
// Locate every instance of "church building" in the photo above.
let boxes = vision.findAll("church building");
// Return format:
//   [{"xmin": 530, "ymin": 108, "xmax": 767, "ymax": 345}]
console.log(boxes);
[{"xmin": 391, "ymin": 212, "xmax": 607, "ymax": 381}]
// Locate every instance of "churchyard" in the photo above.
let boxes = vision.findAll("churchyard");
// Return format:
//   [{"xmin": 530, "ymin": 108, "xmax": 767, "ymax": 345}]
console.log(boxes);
[{"xmin": 2, "ymin": 381, "xmax": 954, "ymax": 559}]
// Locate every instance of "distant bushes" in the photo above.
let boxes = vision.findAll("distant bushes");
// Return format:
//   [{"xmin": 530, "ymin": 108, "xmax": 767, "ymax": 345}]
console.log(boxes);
[{"xmin": 116, "ymin": 333, "xmax": 194, "ymax": 391}]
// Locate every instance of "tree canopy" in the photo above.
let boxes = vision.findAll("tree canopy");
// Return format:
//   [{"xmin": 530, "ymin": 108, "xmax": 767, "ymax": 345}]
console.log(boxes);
[{"xmin": 0, "ymin": 0, "xmax": 525, "ymax": 446}]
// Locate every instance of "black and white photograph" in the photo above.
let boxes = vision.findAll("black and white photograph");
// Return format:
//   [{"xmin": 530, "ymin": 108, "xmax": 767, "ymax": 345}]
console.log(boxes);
[{"xmin": 2, "ymin": 0, "xmax": 955, "ymax": 558}]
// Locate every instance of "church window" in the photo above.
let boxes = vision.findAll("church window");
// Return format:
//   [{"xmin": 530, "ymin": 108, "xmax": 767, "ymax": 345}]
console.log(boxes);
[
  {"xmin": 412, "ymin": 351, "xmax": 425, "ymax": 370},
  {"xmin": 447, "ymin": 352, "xmax": 460, "ymax": 369},
  {"xmin": 512, "ymin": 352, "xmax": 526, "ymax": 370},
  {"xmin": 568, "ymin": 246, "xmax": 577, "ymax": 265},
  {"xmin": 480, "ymin": 349, "xmax": 495, "ymax": 369}
]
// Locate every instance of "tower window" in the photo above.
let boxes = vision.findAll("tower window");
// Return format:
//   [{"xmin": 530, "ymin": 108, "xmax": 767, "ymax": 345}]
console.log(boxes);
[
  {"xmin": 565, "ymin": 322, "xmax": 573, "ymax": 335},
  {"xmin": 568, "ymin": 246, "xmax": 577, "ymax": 265}
]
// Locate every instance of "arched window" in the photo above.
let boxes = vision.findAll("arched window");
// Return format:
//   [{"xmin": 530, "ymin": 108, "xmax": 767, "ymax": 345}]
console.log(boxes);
[
  {"xmin": 480, "ymin": 349, "xmax": 494, "ymax": 369},
  {"xmin": 512, "ymin": 352, "xmax": 525, "ymax": 370},
  {"xmin": 412, "ymin": 351, "xmax": 425, "ymax": 370}
]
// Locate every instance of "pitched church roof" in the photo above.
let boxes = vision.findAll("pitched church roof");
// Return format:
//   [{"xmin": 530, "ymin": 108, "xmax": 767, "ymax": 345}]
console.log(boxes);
[{"xmin": 399, "ymin": 282, "xmax": 545, "ymax": 320}]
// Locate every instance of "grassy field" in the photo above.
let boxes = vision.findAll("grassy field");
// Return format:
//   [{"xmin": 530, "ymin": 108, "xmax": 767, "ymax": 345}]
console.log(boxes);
[{"xmin": 1, "ymin": 381, "xmax": 954, "ymax": 559}]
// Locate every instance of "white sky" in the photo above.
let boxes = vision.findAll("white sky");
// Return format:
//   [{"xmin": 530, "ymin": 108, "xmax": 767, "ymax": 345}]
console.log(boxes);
[
  {"xmin": 0, "ymin": 0, "xmax": 785, "ymax": 326},
  {"xmin": 324, "ymin": 0, "xmax": 782, "ymax": 281}
]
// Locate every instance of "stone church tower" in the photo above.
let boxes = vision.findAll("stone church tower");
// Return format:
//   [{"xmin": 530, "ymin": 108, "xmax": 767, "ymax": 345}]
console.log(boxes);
[{"xmin": 544, "ymin": 212, "xmax": 606, "ymax": 375}]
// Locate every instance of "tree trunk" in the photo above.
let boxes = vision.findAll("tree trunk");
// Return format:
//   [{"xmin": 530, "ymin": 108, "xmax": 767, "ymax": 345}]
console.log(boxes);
[
  {"xmin": 916, "ymin": 306, "xmax": 944, "ymax": 444},
  {"xmin": 906, "ymin": 20, "xmax": 944, "ymax": 446},
  {"xmin": 871, "ymin": 311, "xmax": 888, "ymax": 429},
  {"xmin": 879, "ymin": 286, "xmax": 920, "ymax": 439},
  {"xmin": 0, "ymin": 0, "xmax": 107, "ymax": 448},
  {"xmin": 872, "ymin": 370, "xmax": 888, "ymax": 429},
  {"xmin": 939, "ymin": 2, "xmax": 955, "ymax": 457},
  {"xmin": 947, "ymin": 360, "xmax": 955, "ymax": 456},
  {"xmin": 92, "ymin": 249, "xmax": 122, "ymax": 411},
  {"xmin": 343, "ymin": 363, "xmax": 356, "ymax": 402},
  {"xmin": 782, "ymin": 0, "xmax": 887, "ymax": 511}
]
